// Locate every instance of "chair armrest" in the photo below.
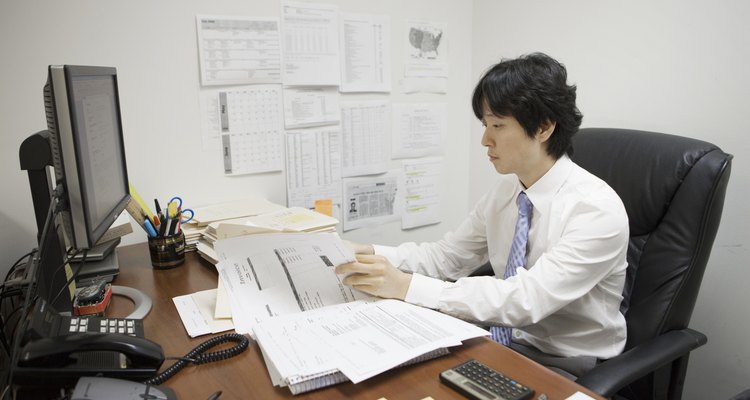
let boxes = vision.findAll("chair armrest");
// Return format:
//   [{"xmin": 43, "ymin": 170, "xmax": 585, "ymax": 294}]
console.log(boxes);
[{"xmin": 575, "ymin": 328, "xmax": 707, "ymax": 397}]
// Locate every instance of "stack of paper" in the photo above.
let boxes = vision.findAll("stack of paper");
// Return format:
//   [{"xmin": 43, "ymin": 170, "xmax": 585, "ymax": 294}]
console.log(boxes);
[
  {"xmin": 254, "ymin": 299, "xmax": 488, "ymax": 394},
  {"xmin": 183, "ymin": 198, "xmax": 287, "ymax": 264}
]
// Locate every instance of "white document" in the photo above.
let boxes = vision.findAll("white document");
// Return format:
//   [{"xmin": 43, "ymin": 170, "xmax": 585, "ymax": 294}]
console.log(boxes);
[
  {"xmin": 214, "ymin": 233, "xmax": 374, "ymax": 334},
  {"xmin": 196, "ymin": 16, "xmax": 282, "ymax": 86},
  {"xmin": 253, "ymin": 299, "xmax": 489, "ymax": 384},
  {"xmin": 401, "ymin": 157, "xmax": 442, "ymax": 229},
  {"xmin": 391, "ymin": 103, "xmax": 446, "ymax": 158},
  {"xmin": 340, "ymin": 101, "xmax": 390, "ymax": 177},
  {"xmin": 219, "ymin": 85, "xmax": 284, "ymax": 175},
  {"xmin": 339, "ymin": 13, "xmax": 391, "ymax": 93},
  {"xmin": 343, "ymin": 170, "xmax": 403, "ymax": 232},
  {"xmin": 173, "ymin": 289, "xmax": 234, "ymax": 338},
  {"xmin": 404, "ymin": 20, "xmax": 448, "ymax": 78},
  {"xmin": 280, "ymin": 2, "xmax": 341, "ymax": 86},
  {"xmin": 285, "ymin": 129, "xmax": 343, "ymax": 208},
  {"xmin": 214, "ymin": 277, "xmax": 232, "ymax": 319},
  {"xmin": 282, "ymin": 87, "xmax": 340, "ymax": 128}
]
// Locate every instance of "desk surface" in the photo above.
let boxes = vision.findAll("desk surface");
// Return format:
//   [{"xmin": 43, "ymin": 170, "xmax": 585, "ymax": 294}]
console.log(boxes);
[{"xmin": 110, "ymin": 243, "xmax": 603, "ymax": 400}]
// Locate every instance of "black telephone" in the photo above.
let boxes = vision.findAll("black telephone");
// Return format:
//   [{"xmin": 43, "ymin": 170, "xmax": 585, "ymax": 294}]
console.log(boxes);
[{"xmin": 12, "ymin": 300, "xmax": 164, "ymax": 386}]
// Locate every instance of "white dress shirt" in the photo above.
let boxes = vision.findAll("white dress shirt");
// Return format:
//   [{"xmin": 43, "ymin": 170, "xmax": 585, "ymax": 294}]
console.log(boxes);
[{"xmin": 374, "ymin": 156, "xmax": 629, "ymax": 359}]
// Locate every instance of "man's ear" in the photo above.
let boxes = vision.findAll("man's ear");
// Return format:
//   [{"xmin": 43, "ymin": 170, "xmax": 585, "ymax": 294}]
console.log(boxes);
[{"xmin": 537, "ymin": 120, "xmax": 556, "ymax": 142}]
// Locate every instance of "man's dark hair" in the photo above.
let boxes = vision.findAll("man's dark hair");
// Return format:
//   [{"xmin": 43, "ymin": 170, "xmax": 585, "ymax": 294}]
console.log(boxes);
[{"xmin": 471, "ymin": 53, "xmax": 583, "ymax": 158}]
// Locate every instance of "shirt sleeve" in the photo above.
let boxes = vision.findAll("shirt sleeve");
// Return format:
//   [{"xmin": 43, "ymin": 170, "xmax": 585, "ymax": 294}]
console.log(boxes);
[
  {"xmin": 393, "ymin": 197, "xmax": 628, "ymax": 328},
  {"xmin": 373, "ymin": 193, "xmax": 493, "ymax": 281}
]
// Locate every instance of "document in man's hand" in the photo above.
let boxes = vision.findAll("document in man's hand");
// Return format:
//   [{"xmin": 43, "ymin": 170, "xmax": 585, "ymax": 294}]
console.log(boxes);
[
  {"xmin": 253, "ymin": 299, "xmax": 489, "ymax": 394},
  {"xmin": 213, "ymin": 232, "xmax": 375, "ymax": 334}
]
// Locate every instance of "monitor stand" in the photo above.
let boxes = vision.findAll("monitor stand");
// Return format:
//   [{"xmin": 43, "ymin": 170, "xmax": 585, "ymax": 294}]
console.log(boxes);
[{"xmin": 73, "ymin": 248, "xmax": 120, "ymax": 288}]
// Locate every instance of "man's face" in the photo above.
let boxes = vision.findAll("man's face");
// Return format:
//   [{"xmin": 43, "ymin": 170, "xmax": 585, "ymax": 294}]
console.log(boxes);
[{"xmin": 480, "ymin": 104, "xmax": 548, "ymax": 181}]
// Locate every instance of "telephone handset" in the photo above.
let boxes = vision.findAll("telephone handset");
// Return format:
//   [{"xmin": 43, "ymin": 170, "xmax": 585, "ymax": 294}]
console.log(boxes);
[{"xmin": 18, "ymin": 332, "xmax": 164, "ymax": 369}]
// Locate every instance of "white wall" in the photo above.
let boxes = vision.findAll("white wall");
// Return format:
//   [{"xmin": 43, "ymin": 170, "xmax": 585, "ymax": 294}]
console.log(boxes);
[
  {"xmin": 470, "ymin": 1, "xmax": 750, "ymax": 398},
  {"xmin": 0, "ymin": 1, "xmax": 473, "ymax": 272}
]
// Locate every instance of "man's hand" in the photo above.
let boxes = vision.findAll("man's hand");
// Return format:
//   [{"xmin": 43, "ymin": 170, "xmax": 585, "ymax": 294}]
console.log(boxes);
[
  {"xmin": 335, "ymin": 254, "xmax": 412, "ymax": 300},
  {"xmin": 341, "ymin": 240, "xmax": 374, "ymax": 255}
]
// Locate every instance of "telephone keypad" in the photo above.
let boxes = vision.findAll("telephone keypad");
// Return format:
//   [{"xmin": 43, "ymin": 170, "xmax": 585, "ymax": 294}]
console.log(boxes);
[{"xmin": 62, "ymin": 316, "xmax": 144, "ymax": 338}]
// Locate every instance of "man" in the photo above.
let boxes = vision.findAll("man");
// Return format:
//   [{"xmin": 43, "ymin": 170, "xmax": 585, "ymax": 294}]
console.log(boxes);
[{"xmin": 336, "ymin": 53, "xmax": 629, "ymax": 379}]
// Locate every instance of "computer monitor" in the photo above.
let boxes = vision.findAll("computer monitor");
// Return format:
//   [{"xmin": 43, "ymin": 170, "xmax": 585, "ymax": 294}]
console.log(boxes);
[{"xmin": 19, "ymin": 65, "xmax": 130, "ymax": 312}]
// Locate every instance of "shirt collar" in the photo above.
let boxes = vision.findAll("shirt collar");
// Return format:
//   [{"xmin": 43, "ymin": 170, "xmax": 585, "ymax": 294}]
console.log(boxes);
[{"xmin": 522, "ymin": 155, "xmax": 574, "ymax": 214}]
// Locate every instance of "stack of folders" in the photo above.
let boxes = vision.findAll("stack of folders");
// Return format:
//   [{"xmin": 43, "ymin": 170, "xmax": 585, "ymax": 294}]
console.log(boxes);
[
  {"xmin": 180, "ymin": 198, "xmax": 287, "ymax": 264},
  {"xmin": 197, "ymin": 206, "xmax": 340, "ymax": 265},
  {"xmin": 253, "ymin": 300, "xmax": 488, "ymax": 395}
]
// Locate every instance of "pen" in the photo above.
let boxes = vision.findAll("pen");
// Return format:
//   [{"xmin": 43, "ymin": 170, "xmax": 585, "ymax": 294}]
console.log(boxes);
[
  {"xmin": 143, "ymin": 218, "xmax": 158, "ymax": 237},
  {"xmin": 168, "ymin": 218, "xmax": 177, "ymax": 236},
  {"xmin": 154, "ymin": 199, "xmax": 162, "ymax": 226},
  {"xmin": 159, "ymin": 213, "xmax": 169, "ymax": 237}
]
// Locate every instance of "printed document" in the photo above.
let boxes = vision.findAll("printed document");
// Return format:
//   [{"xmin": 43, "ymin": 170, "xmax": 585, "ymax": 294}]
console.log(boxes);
[
  {"xmin": 339, "ymin": 13, "xmax": 391, "ymax": 92},
  {"xmin": 285, "ymin": 129, "xmax": 343, "ymax": 208},
  {"xmin": 404, "ymin": 20, "xmax": 448, "ymax": 77},
  {"xmin": 254, "ymin": 299, "xmax": 489, "ymax": 384},
  {"xmin": 213, "ymin": 233, "xmax": 374, "ymax": 334},
  {"xmin": 340, "ymin": 101, "xmax": 390, "ymax": 177},
  {"xmin": 219, "ymin": 85, "xmax": 284, "ymax": 175},
  {"xmin": 196, "ymin": 16, "xmax": 282, "ymax": 86},
  {"xmin": 282, "ymin": 87, "xmax": 340, "ymax": 129},
  {"xmin": 401, "ymin": 157, "xmax": 443, "ymax": 229},
  {"xmin": 391, "ymin": 103, "xmax": 446, "ymax": 158},
  {"xmin": 281, "ymin": 1, "xmax": 341, "ymax": 86},
  {"xmin": 343, "ymin": 170, "xmax": 402, "ymax": 231}
]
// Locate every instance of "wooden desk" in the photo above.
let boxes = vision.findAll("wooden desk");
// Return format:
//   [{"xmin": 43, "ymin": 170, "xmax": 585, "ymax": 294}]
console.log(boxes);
[{"xmin": 111, "ymin": 243, "xmax": 604, "ymax": 400}]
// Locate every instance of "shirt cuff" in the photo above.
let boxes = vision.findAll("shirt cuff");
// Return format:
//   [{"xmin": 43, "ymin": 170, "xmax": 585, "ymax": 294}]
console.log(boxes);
[
  {"xmin": 404, "ymin": 273, "xmax": 450, "ymax": 309},
  {"xmin": 373, "ymin": 244, "xmax": 403, "ymax": 267}
]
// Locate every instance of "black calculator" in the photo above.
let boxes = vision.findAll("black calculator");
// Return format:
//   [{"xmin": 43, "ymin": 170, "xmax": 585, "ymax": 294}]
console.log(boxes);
[{"xmin": 440, "ymin": 359, "xmax": 534, "ymax": 400}]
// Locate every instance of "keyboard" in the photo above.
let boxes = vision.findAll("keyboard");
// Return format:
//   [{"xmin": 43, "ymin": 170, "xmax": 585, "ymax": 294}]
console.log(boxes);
[{"xmin": 440, "ymin": 359, "xmax": 534, "ymax": 400}]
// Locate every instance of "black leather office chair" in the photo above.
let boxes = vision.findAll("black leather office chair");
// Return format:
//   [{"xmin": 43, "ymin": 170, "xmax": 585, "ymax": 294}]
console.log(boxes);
[{"xmin": 570, "ymin": 128, "xmax": 733, "ymax": 399}]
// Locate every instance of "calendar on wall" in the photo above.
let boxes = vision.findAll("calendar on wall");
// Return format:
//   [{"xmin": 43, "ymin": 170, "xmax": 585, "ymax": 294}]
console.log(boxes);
[{"xmin": 219, "ymin": 85, "xmax": 284, "ymax": 175}]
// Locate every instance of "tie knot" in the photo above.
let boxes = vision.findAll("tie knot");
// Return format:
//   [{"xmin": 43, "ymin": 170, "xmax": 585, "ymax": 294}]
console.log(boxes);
[{"xmin": 517, "ymin": 192, "xmax": 533, "ymax": 217}]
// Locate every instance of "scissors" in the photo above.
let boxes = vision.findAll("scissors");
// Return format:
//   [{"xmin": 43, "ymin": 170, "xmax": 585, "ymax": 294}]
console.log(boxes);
[{"xmin": 168, "ymin": 196, "xmax": 194, "ymax": 224}]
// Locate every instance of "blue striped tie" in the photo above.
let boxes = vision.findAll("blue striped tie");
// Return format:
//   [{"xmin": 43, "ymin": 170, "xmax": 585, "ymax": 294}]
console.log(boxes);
[{"xmin": 490, "ymin": 192, "xmax": 533, "ymax": 345}]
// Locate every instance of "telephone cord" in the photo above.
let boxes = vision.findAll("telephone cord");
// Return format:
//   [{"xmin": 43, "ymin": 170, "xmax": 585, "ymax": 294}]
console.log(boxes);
[{"xmin": 143, "ymin": 333, "xmax": 249, "ymax": 386}]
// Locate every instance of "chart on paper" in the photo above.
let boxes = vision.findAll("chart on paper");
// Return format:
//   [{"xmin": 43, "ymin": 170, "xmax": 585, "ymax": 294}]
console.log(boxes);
[{"xmin": 220, "ymin": 85, "xmax": 284, "ymax": 175}]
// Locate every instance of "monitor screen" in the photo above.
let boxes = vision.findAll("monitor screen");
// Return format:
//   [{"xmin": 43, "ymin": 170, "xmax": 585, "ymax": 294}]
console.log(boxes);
[{"xmin": 46, "ymin": 65, "xmax": 130, "ymax": 250}]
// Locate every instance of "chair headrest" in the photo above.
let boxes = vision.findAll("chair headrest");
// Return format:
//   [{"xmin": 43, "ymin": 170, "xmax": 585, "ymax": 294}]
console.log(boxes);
[{"xmin": 572, "ymin": 128, "xmax": 725, "ymax": 236}]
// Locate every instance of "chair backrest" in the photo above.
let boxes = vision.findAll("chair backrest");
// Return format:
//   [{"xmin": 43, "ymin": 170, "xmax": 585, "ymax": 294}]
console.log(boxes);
[{"xmin": 571, "ymin": 128, "xmax": 732, "ymax": 397}]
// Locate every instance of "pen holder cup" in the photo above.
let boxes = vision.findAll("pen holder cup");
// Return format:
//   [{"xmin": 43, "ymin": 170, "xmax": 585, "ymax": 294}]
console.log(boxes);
[{"xmin": 147, "ymin": 232, "xmax": 185, "ymax": 269}]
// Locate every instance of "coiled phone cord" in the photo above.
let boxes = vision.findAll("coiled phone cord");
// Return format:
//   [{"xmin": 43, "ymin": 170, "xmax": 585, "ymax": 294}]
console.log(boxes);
[{"xmin": 143, "ymin": 333, "xmax": 249, "ymax": 386}]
